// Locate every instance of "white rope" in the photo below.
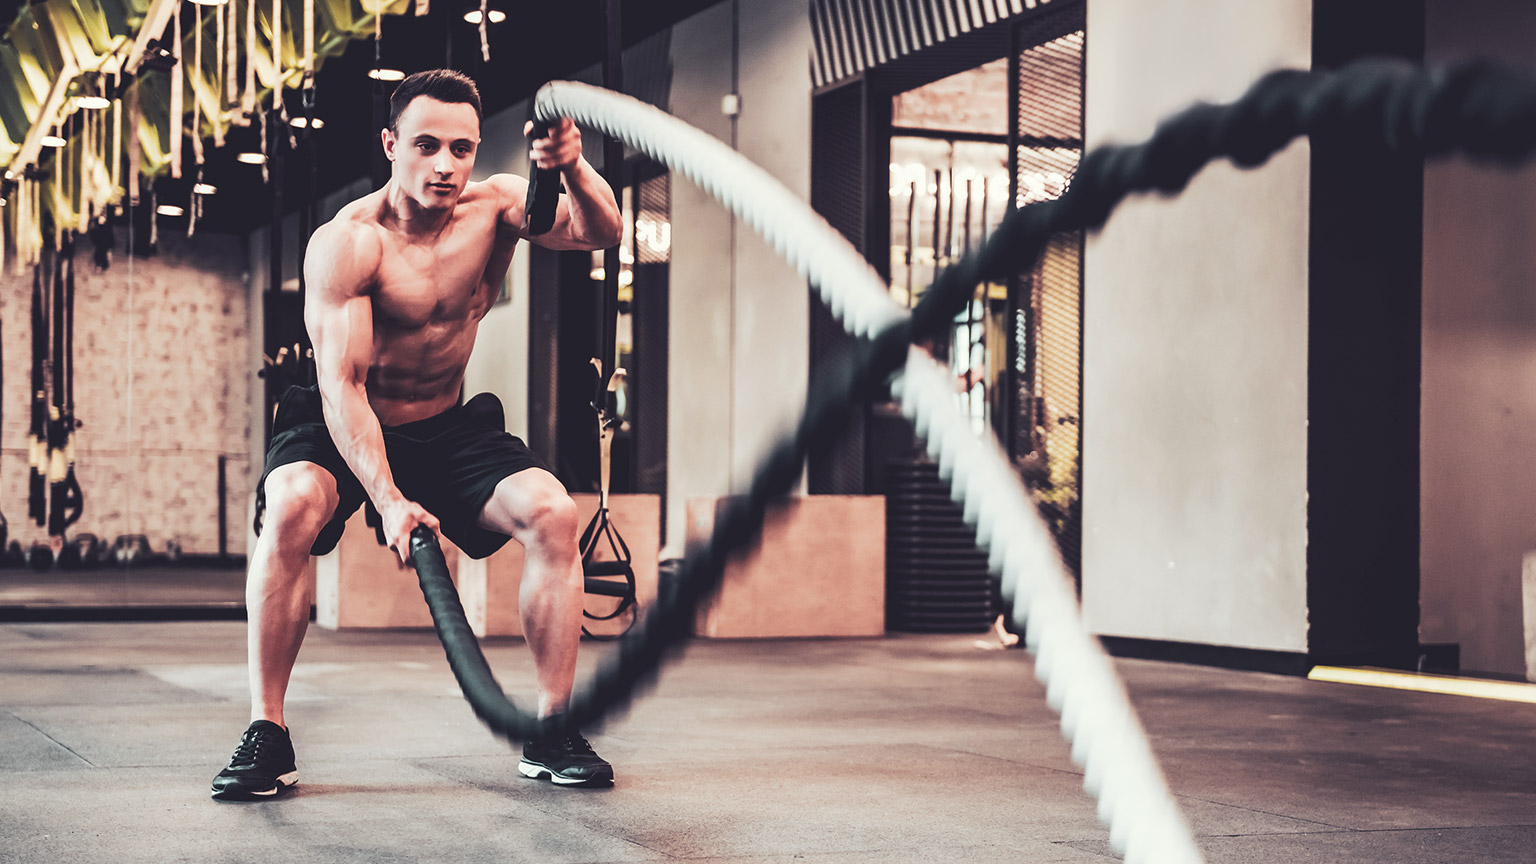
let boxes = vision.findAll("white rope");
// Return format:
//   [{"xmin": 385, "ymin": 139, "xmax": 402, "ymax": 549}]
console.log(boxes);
[{"xmin": 533, "ymin": 80, "xmax": 1204, "ymax": 864}]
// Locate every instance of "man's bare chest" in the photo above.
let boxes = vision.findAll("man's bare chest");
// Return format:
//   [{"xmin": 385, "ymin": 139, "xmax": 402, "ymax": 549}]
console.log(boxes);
[{"xmin": 373, "ymin": 230, "xmax": 495, "ymax": 327}]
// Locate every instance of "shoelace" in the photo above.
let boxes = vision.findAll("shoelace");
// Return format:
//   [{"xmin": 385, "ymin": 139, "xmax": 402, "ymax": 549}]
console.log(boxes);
[
  {"xmin": 560, "ymin": 735, "xmax": 596, "ymax": 756},
  {"xmin": 230, "ymin": 728, "xmax": 275, "ymax": 766}
]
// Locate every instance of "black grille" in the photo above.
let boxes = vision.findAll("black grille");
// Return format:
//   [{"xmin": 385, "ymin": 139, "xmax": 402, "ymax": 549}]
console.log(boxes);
[
  {"xmin": 1010, "ymin": 9, "xmax": 1084, "ymax": 580},
  {"xmin": 885, "ymin": 459, "xmax": 995, "ymax": 632},
  {"xmin": 809, "ymin": 82, "xmax": 869, "ymax": 495}
]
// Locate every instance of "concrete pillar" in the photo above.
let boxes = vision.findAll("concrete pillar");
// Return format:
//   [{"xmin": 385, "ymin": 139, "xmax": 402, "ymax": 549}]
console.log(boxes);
[{"xmin": 1081, "ymin": 0, "xmax": 1313, "ymax": 655}]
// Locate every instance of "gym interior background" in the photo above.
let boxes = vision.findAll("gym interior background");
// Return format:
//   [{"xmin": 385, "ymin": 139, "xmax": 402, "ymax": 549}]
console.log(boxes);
[{"xmin": 1, "ymin": 0, "xmax": 1535, "ymax": 683}]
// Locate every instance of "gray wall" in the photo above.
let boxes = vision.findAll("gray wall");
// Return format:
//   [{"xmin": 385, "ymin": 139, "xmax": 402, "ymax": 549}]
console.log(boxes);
[
  {"xmin": 1421, "ymin": 0, "xmax": 1536, "ymax": 676},
  {"xmin": 1080, "ymin": 0, "xmax": 1313, "ymax": 652}
]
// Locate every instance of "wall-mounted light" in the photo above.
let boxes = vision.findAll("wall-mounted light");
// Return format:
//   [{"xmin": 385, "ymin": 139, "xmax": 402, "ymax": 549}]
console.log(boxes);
[
  {"xmin": 462, "ymin": 9, "xmax": 506, "ymax": 24},
  {"xmin": 76, "ymin": 95, "xmax": 110, "ymax": 110},
  {"xmin": 193, "ymin": 183, "xmax": 217, "ymax": 195},
  {"xmin": 290, "ymin": 116, "xmax": 325, "ymax": 129},
  {"xmin": 236, "ymin": 152, "xmax": 266, "ymax": 164},
  {"xmin": 367, "ymin": 68, "xmax": 405, "ymax": 82},
  {"xmin": 156, "ymin": 204, "xmax": 185, "ymax": 216}
]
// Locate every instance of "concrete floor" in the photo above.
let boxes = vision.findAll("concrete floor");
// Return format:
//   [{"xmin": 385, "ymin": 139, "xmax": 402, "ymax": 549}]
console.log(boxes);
[{"xmin": 1, "ymin": 622, "xmax": 1533, "ymax": 863}]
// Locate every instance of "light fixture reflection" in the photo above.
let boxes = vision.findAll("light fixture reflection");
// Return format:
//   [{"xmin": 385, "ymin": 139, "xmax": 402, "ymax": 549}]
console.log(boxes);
[
  {"xmin": 462, "ymin": 9, "xmax": 506, "ymax": 24},
  {"xmin": 156, "ymin": 204, "xmax": 185, "ymax": 216},
  {"xmin": 41, "ymin": 135, "xmax": 66, "ymax": 148},
  {"xmin": 193, "ymin": 183, "xmax": 217, "ymax": 195},
  {"xmin": 367, "ymin": 68, "xmax": 405, "ymax": 82},
  {"xmin": 236, "ymin": 152, "xmax": 266, "ymax": 164},
  {"xmin": 290, "ymin": 116, "xmax": 325, "ymax": 129},
  {"xmin": 77, "ymin": 96, "xmax": 111, "ymax": 110}
]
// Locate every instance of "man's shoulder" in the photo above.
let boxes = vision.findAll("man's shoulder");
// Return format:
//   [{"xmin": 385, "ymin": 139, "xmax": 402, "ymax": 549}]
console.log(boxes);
[
  {"xmin": 464, "ymin": 173, "xmax": 528, "ymax": 206},
  {"xmin": 306, "ymin": 202, "xmax": 384, "ymax": 293},
  {"xmin": 312, "ymin": 200, "xmax": 385, "ymax": 253}
]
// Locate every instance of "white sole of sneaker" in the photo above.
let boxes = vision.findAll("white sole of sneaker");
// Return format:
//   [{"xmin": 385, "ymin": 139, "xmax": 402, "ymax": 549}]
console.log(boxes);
[
  {"xmin": 517, "ymin": 760, "xmax": 611, "ymax": 786},
  {"xmin": 211, "ymin": 771, "xmax": 299, "ymax": 800}
]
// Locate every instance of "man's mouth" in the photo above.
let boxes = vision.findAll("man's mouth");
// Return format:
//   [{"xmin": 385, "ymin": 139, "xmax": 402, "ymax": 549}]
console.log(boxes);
[{"xmin": 428, "ymin": 182, "xmax": 454, "ymax": 192}]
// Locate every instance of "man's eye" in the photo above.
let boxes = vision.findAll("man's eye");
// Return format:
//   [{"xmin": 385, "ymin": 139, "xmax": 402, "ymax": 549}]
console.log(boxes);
[{"xmin": 417, "ymin": 143, "xmax": 435, "ymax": 152}]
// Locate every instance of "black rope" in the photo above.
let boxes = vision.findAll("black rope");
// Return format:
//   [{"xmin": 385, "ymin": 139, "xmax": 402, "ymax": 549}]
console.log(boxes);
[{"xmin": 410, "ymin": 57, "xmax": 1536, "ymax": 744}]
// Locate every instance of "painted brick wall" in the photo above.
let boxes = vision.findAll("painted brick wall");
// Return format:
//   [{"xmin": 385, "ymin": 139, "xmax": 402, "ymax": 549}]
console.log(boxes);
[{"xmin": 0, "ymin": 230, "xmax": 253, "ymax": 557}]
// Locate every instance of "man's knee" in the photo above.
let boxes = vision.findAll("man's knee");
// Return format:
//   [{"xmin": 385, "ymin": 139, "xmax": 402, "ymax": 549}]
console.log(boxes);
[
  {"xmin": 262, "ymin": 464, "xmax": 339, "ymax": 540},
  {"xmin": 524, "ymin": 490, "xmax": 580, "ymax": 552}
]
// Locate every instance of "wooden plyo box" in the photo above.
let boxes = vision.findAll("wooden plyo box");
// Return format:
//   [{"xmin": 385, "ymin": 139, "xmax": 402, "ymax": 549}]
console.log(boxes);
[
  {"xmin": 313, "ymin": 509, "xmax": 462, "ymax": 630},
  {"xmin": 456, "ymin": 493, "xmax": 661, "ymax": 639},
  {"xmin": 687, "ymin": 495, "xmax": 885, "ymax": 639}
]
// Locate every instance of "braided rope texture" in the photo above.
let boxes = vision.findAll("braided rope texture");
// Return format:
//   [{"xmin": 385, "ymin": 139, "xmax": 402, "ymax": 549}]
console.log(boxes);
[{"xmin": 410, "ymin": 58, "xmax": 1536, "ymax": 864}]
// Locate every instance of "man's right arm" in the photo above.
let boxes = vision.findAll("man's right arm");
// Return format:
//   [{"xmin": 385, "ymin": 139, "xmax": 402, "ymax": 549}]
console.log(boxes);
[{"xmin": 303, "ymin": 222, "xmax": 439, "ymax": 560}]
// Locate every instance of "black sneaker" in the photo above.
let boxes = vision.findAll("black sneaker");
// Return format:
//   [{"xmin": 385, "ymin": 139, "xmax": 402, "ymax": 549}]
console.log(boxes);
[
  {"xmin": 518, "ymin": 732, "xmax": 614, "ymax": 786},
  {"xmin": 211, "ymin": 720, "xmax": 299, "ymax": 800}
]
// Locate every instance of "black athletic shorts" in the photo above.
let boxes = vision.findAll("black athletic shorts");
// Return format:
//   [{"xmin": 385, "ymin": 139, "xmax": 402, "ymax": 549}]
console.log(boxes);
[{"xmin": 254, "ymin": 385, "xmax": 551, "ymax": 559}]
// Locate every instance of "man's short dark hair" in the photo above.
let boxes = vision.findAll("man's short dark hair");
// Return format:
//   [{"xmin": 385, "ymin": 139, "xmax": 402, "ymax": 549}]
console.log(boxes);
[{"xmin": 388, "ymin": 69, "xmax": 482, "ymax": 132}]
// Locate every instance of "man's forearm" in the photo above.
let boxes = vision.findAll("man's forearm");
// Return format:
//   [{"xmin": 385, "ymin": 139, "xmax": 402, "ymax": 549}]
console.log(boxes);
[
  {"xmin": 320, "ymin": 381, "xmax": 404, "ymax": 509},
  {"xmin": 560, "ymin": 157, "xmax": 622, "ymax": 248}
]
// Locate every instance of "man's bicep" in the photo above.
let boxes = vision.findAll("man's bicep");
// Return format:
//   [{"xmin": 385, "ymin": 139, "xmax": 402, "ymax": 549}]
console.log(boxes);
[
  {"xmin": 531, "ymin": 198, "xmax": 587, "ymax": 250},
  {"xmin": 304, "ymin": 227, "xmax": 376, "ymax": 387},
  {"xmin": 493, "ymin": 172, "xmax": 588, "ymax": 249},
  {"xmin": 308, "ymin": 293, "xmax": 374, "ymax": 387}
]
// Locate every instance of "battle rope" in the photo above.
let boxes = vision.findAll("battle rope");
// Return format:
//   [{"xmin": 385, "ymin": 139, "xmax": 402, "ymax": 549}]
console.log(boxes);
[{"xmin": 408, "ymin": 58, "xmax": 1536, "ymax": 864}]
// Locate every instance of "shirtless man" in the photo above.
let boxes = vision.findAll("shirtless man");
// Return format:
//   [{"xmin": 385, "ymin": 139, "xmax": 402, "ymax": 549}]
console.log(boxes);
[{"xmin": 211, "ymin": 69, "xmax": 623, "ymax": 800}]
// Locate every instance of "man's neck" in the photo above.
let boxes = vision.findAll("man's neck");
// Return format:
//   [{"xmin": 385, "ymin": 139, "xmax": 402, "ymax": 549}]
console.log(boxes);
[{"xmin": 382, "ymin": 181, "xmax": 453, "ymax": 239}]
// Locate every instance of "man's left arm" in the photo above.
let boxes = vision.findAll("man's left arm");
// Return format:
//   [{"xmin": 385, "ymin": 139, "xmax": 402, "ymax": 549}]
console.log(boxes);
[{"xmin": 501, "ymin": 117, "xmax": 622, "ymax": 251}]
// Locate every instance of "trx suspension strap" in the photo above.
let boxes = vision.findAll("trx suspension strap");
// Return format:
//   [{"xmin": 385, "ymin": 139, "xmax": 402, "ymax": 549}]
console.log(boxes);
[
  {"xmin": 582, "ymin": 0, "xmax": 638, "ymax": 637},
  {"xmin": 29, "ymin": 244, "xmax": 49, "ymax": 527},
  {"xmin": 579, "ymin": 366, "xmax": 636, "ymax": 639},
  {"xmin": 47, "ymin": 234, "xmax": 83, "ymax": 537}
]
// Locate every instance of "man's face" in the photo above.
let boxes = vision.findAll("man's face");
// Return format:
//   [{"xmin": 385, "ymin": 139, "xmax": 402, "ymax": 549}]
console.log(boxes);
[{"xmin": 382, "ymin": 96, "xmax": 480, "ymax": 210}]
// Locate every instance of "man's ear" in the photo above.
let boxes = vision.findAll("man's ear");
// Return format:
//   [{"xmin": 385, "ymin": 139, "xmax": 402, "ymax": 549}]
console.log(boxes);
[{"xmin": 381, "ymin": 127, "xmax": 396, "ymax": 161}]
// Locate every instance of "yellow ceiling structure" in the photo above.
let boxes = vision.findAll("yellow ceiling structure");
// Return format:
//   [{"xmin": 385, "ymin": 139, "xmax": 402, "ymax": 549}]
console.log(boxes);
[{"xmin": 2, "ymin": 0, "xmax": 412, "ymax": 269}]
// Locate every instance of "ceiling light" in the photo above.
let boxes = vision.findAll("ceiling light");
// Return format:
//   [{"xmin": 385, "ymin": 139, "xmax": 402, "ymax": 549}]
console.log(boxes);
[
  {"xmin": 41, "ymin": 135, "xmax": 66, "ymax": 147},
  {"xmin": 156, "ymin": 204, "xmax": 185, "ymax": 216},
  {"xmin": 193, "ymin": 183, "xmax": 217, "ymax": 195},
  {"xmin": 236, "ymin": 152, "xmax": 266, "ymax": 164},
  {"xmin": 462, "ymin": 9, "xmax": 506, "ymax": 24},
  {"xmin": 367, "ymin": 68, "xmax": 405, "ymax": 82},
  {"xmin": 290, "ymin": 116, "xmax": 325, "ymax": 129},
  {"xmin": 77, "ymin": 95, "xmax": 110, "ymax": 110}
]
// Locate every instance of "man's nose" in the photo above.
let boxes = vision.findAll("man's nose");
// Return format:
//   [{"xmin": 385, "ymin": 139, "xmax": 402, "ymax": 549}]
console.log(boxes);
[{"xmin": 433, "ymin": 153, "xmax": 453, "ymax": 174}]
